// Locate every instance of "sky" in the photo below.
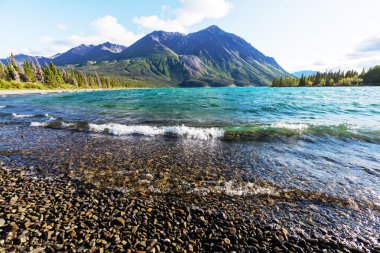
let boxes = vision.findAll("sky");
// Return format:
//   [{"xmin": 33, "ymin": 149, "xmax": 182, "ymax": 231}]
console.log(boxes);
[{"xmin": 1, "ymin": 0, "xmax": 380, "ymax": 72}]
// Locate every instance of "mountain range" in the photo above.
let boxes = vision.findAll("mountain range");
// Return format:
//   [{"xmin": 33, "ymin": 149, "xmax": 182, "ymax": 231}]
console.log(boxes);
[{"xmin": 1, "ymin": 26, "xmax": 288, "ymax": 87}]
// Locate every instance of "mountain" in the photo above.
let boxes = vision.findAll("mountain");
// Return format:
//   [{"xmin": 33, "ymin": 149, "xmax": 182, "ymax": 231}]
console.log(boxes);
[
  {"xmin": 0, "ymin": 42, "xmax": 127, "ymax": 66},
  {"xmin": 51, "ymin": 44, "xmax": 95, "ymax": 66},
  {"xmin": 0, "ymin": 54, "xmax": 51, "ymax": 66},
  {"xmin": 51, "ymin": 43, "xmax": 126, "ymax": 65},
  {"xmin": 1, "ymin": 26, "xmax": 288, "ymax": 86},
  {"xmin": 85, "ymin": 42, "xmax": 126, "ymax": 60},
  {"xmin": 292, "ymin": 70, "xmax": 317, "ymax": 78},
  {"xmin": 79, "ymin": 25, "xmax": 288, "ymax": 86}
]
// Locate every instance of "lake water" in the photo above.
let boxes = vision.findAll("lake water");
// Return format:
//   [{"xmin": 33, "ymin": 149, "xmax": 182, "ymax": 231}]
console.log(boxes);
[{"xmin": 0, "ymin": 87, "xmax": 379, "ymax": 244}]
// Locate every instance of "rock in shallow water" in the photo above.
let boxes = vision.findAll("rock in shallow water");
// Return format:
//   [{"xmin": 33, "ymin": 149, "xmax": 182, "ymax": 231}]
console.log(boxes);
[{"xmin": 0, "ymin": 167, "xmax": 378, "ymax": 252}]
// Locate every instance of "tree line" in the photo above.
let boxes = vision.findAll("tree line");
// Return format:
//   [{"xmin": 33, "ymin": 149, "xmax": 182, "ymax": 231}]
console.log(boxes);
[
  {"xmin": 272, "ymin": 66, "xmax": 380, "ymax": 87},
  {"xmin": 0, "ymin": 54, "xmax": 148, "ymax": 89}
]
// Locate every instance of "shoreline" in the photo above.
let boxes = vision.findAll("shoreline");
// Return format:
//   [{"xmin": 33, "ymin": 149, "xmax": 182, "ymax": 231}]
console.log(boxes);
[
  {"xmin": 0, "ymin": 87, "xmax": 146, "ymax": 96},
  {"xmin": 1, "ymin": 166, "xmax": 375, "ymax": 252},
  {"xmin": 0, "ymin": 86, "xmax": 379, "ymax": 252},
  {"xmin": 2, "ymin": 85, "xmax": 379, "ymax": 96}
]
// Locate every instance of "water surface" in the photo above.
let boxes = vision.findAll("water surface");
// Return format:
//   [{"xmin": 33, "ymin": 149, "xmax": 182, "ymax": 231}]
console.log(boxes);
[{"xmin": 0, "ymin": 87, "xmax": 379, "ymax": 208}]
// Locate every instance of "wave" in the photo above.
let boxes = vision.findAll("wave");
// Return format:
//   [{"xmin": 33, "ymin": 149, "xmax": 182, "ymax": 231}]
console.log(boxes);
[
  {"xmin": 30, "ymin": 122, "xmax": 49, "ymax": 127},
  {"xmin": 31, "ymin": 121, "xmax": 224, "ymax": 140},
  {"xmin": 0, "ymin": 105, "xmax": 7, "ymax": 108},
  {"xmin": 12, "ymin": 113, "xmax": 35, "ymax": 118},
  {"xmin": 270, "ymin": 122, "xmax": 309, "ymax": 130},
  {"xmin": 11, "ymin": 113, "xmax": 55, "ymax": 120},
  {"xmin": 29, "ymin": 120, "xmax": 380, "ymax": 142},
  {"xmin": 91, "ymin": 123, "xmax": 224, "ymax": 140},
  {"xmin": 224, "ymin": 123, "xmax": 380, "ymax": 142}
]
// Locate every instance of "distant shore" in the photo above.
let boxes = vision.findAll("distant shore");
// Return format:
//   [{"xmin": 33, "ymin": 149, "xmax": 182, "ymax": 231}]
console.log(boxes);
[{"xmin": 0, "ymin": 88, "xmax": 146, "ymax": 96}]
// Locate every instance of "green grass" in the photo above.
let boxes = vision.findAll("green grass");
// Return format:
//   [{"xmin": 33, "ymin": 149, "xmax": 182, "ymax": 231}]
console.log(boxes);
[
  {"xmin": 0, "ymin": 79, "xmax": 74, "ymax": 90},
  {"xmin": 0, "ymin": 78, "xmax": 157, "ymax": 90}
]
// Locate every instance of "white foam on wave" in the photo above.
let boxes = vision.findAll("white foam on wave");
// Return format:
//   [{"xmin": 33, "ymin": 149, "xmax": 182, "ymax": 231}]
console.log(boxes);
[
  {"xmin": 44, "ymin": 114, "xmax": 56, "ymax": 120},
  {"xmin": 270, "ymin": 122, "xmax": 309, "ymax": 131},
  {"xmin": 89, "ymin": 123, "xmax": 224, "ymax": 140},
  {"xmin": 30, "ymin": 122, "xmax": 49, "ymax": 127},
  {"xmin": 30, "ymin": 121, "xmax": 73, "ymax": 127},
  {"xmin": 0, "ymin": 105, "xmax": 6, "ymax": 108},
  {"xmin": 12, "ymin": 113, "xmax": 33, "ymax": 118},
  {"xmin": 61, "ymin": 122, "xmax": 75, "ymax": 127},
  {"xmin": 12, "ymin": 112, "xmax": 56, "ymax": 120}
]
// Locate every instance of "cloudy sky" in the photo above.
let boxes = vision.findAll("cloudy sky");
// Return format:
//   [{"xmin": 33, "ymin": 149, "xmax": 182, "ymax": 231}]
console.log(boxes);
[{"xmin": 1, "ymin": 0, "xmax": 379, "ymax": 72}]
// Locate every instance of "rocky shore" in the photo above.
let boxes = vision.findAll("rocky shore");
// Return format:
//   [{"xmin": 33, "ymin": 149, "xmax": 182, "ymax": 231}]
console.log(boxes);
[{"xmin": 1, "ymin": 166, "xmax": 379, "ymax": 253}]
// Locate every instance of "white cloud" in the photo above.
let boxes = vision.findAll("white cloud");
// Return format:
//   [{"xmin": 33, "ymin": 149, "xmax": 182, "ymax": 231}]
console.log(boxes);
[
  {"xmin": 291, "ymin": 33, "xmax": 380, "ymax": 72},
  {"xmin": 90, "ymin": 16, "xmax": 140, "ymax": 45},
  {"xmin": 41, "ymin": 16, "xmax": 141, "ymax": 56},
  {"xmin": 133, "ymin": 0, "xmax": 233, "ymax": 33},
  {"xmin": 355, "ymin": 33, "xmax": 380, "ymax": 53}
]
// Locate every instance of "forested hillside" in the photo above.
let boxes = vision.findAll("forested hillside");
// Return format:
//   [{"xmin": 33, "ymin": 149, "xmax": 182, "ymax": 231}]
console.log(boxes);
[
  {"xmin": 272, "ymin": 68, "xmax": 380, "ymax": 87},
  {"xmin": 0, "ymin": 54, "xmax": 151, "ymax": 89}
]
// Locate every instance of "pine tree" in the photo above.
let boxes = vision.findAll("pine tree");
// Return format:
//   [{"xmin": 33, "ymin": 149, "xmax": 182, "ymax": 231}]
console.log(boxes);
[
  {"xmin": 23, "ymin": 60, "xmax": 36, "ymax": 82},
  {"xmin": 299, "ymin": 74, "xmax": 306, "ymax": 86},
  {"xmin": 82, "ymin": 72, "xmax": 89, "ymax": 87},
  {"xmin": 10, "ymin": 53, "xmax": 22, "ymax": 74},
  {"xmin": 95, "ymin": 72, "xmax": 102, "ymax": 88},
  {"xmin": 33, "ymin": 57, "xmax": 44, "ymax": 83},
  {"xmin": 49, "ymin": 62, "xmax": 64, "ymax": 85},
  {"xmin": 360, "ymin": 68, "xmax": 366, "ymax": 78},
  {"xmin": 69, "ymin": 76, "xmax": 78, "ymax": 86},
  {"xmin": 76, "ymin": 72, "xmax": 89, "ymax": 87},
  {"xmin": 43, "ymin": 64, "xmax": 57, "ymax": 87},
  {"xmin": 6, "ymin": 62, "xmax": 20, "ymax": 82},
  {"xmin": 0, "ymin": 62, "xmax": 6, "ymax": 79},
  {"xmin": 61, "ymin": 69, "xmax": 68, "ymax": 82}
]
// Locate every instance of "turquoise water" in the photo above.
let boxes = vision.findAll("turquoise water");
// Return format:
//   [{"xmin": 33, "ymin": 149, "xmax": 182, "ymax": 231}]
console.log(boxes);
[
  {"xmin": 1, "ymin": 87, "xmax": 380, "ymax": 141},
  {"xmin": 0, "ymin": 87, "xmax": 379, "ymax": 206},
  {"xmin": 1, "ymin": 86, "xmax": 379, "ymax": 248}
]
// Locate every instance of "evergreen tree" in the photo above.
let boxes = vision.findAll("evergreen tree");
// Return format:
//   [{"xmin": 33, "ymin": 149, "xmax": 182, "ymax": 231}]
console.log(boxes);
[
  {"xmin": 10, "ymin": 53, "xmax": 22, "ymax": 74},
  {"xmin": 81, "ymin": 72, "xmax": 89, "ymax": 87},
  {"xmin": 95, "ymin": 72, "xmax": 102, "ymax": 88},
  {"xmin": 363, "ymin": 66, "xmax": 380, "ymax": 85},
  {"xmin": 76, "ymin": 72, "xmax": 89, "ymax": 87},
  {"xmin": 62, "ymin": 69, "xmax": 77, "ymax": 86},
  {"xmin": 33, "ymin": 57, "xmax": 44, "ymax": 83},
  {"xmin": 299, "ymin": 74, "xmax": 306, "ymax": 86},
  {"xmin": 6, "ymin": 62, "xmax": 20, "ymax": 82},
  {"xmin": 61, "ymin": 69, "xmax": 68, "ymax": 82},
  {"xmin": 43, "ymin": 64, "xmax": 57, "ymax": 87},
  {"xmin": 88, "ymin": 76, "xmax": 95, "ymax": 87},
  {"xmin": 360, "ymin": 68, "xmax": 366, "ymax": 78},
  {"xmin": 272, "ymin": 68, "xmax": 365, "ymax": 87},
  {"xmin": 23, "ymin": 60, "xmax": 36, "ymax": 82},
  {"xmin": 0, "ymin": 62, "xmax": 6, "ymax": 79},
  {"xmin": 49, "ymin": 62, "xmax": 64, "ymax": 84}
]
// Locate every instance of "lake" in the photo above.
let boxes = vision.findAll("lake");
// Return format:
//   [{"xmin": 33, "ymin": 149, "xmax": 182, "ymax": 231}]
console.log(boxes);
[{"xmin": 0, "ymin": 87, "xmax": 379, "ymax": 250}]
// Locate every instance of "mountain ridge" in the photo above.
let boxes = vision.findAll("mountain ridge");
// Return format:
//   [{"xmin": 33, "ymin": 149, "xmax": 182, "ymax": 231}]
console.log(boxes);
[{"xmin": 1, "ymin": 26, "xmax": 288, "ymax": 87}]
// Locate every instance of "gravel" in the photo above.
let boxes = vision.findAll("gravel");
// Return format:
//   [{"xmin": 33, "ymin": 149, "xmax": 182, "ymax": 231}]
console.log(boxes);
[{"xmin": 1, "ymin": 166, "xmax": 379, "ymax": 252}]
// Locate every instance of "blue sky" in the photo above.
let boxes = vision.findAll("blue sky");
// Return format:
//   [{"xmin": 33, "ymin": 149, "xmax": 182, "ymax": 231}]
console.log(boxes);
[{"xmin": 1, "ymin": 0, "xmax": 380, "ymax": 72}]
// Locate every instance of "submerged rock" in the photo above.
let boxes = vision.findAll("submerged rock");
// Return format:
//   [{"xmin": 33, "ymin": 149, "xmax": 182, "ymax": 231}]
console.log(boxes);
[{"xmin": 0, "ymin": 167, "xmax": 378, "ymax": 252}]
